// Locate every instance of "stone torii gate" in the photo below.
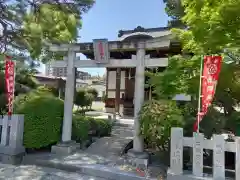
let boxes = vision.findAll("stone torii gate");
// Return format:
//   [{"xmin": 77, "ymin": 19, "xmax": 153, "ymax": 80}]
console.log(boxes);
[{"xmin": 50, "ymin": 38, "xmax": 169, "ymax": 157}]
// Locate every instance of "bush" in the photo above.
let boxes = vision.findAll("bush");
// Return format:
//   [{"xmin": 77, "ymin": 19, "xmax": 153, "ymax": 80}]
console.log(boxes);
[
  {"xmin": 72, "ymin": 115, "xmax": 90, "ymax": 142},
  {"xmin": 72, "ymin": 115, "xmax": 112, "ymax": 142},
  {"xmin": 14, "ymin": 90, "xmax": 64, "ymax": 149},
  {"xmin": 139, "ymin": 100, "xmax": 183, "ymax": 151},
  {"xmin": 89, "ymin": 118, "xmax": 112, "ymax": 137}
]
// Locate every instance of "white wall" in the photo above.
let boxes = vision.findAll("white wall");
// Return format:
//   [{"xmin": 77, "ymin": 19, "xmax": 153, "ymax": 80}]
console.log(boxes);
[
  {"xmin": 107, "ymin": 70, "xmax": 125, "ymax": 99},
  {"xmin": 120, "ymin": 70, "xmax": 125, "ymax": 89},
  {"xmin": 108, "ymin": 91, "xmax": 115, "ymax": 98},
  {"xmin": 108, "ymin": 71, "xmax": 116, "ymax": 89}
]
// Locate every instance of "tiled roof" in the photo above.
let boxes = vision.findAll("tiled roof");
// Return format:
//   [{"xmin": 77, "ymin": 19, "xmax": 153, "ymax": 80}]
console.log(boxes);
[{"xmin": 117, "ymin": 26, "xmax": 171, "ymax": 41}]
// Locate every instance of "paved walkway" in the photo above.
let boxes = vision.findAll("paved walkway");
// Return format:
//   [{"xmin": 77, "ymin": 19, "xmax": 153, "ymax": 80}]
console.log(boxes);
[
  {"xmin": 21, "ymin": 116, "xmax": 165, "ymax": 179},
  {"xmin": 85, "ymin": 117, "xmax": 134, "ymax": 159},
  {"xmin": 0, "ymin": 164, "xmax": 106, "ymax": 180}
]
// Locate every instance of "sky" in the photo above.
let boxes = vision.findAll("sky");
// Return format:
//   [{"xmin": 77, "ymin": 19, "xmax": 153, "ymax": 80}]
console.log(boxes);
[{"xmin": 39, "ymin": 0, "xmax": 169, "ymax": 76}]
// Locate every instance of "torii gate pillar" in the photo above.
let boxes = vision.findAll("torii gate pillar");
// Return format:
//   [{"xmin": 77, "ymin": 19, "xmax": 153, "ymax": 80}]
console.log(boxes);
[
  {"xmin": 51, "ymin": 49, "xmax": 78, "ymax": 154},
  {"xmin": 128, "ymin": 42, "xmax": 148, "ymax": 159}
]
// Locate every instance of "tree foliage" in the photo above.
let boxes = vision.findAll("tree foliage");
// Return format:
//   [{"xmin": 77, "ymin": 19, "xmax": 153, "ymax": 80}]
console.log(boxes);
[
  {"xmin": 75, "ymin": 88, "xmax": 94, "ymax": 111},
  {"xmin": 0, "ymin": 54, "xmax": 39, "ymax": 114},
  {"xmin": 172, "ymin": 0, "xmax": 240, "ymax": 55},
  {"xmin": 163, "ymin": 0, "xmax": 185, "ymax": 27},
  {"xmin": 87, "ymin": 88, "xmax": 98, "ymax": 99},
  {"xmin": 149, "ymin": 0, "xmax": 240, "ymax": 136},
  {"xmin": 0, "ymin": 0, "xmax": 95, "ymax": 61}
]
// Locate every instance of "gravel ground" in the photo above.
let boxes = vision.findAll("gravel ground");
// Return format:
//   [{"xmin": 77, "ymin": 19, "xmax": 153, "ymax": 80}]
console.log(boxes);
[{"xmin": 0, "ymin": 164, "xmax": 107, "ymax": 180}]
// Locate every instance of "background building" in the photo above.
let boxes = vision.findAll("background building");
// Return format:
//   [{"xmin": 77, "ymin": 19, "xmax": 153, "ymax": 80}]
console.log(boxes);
[
  {"xmin": 76, "ymin": 71, "xmax": 91, "ymax": 80},
  {"xmin": 45, "ymin": 63, "xmax": 91, "ymax": 80}
]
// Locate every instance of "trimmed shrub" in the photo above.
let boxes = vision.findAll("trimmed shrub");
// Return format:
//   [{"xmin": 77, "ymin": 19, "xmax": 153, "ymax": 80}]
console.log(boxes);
[
  {"xmin": 72, "ymin": 115, "xmax": 112, "ymax": 142},
  {"xmin": 72, "ymin": 115, "xmax": 91, "ymax": 142},
  {"xmin": 96, "ymin": 119, "xmax": 112, "ymax": 136},
  {"xmin": 14, "ymin": 90, "xmax": 64, "ymax": 149}
]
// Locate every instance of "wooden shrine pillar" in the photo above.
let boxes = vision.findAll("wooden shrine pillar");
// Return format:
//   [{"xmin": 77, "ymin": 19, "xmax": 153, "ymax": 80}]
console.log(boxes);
[{"xmin": 115, "ymin": 68, "xmax": 121, "ymax": 114}]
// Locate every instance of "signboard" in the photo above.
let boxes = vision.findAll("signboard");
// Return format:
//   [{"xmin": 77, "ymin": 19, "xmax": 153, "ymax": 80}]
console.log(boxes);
[
  {"xmin": 93, "ymin": 39, "xmax": 109, "ymax": 63},
  {"xmin": 5, "ymin": 56, "xmax": 15, "ymax": 115}
]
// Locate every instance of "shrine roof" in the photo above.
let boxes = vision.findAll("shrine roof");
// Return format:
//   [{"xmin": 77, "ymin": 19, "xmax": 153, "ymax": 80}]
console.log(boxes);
[{"xmin": 117, "ymin": 26, "xmax": 171, "ymax": 41}]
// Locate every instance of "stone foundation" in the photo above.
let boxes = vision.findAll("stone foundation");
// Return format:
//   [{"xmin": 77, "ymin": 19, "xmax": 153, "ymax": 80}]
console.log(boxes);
[
  {"xmin": 0, "ymin": 145, "xmax": 25, "ymax": 165},
  {"xmin": 0, "ymin": 153, "xmax": 25, "ymax": 165},
  {"xmin": 51, "ymin": 141, "xmax": 80, "ymax": 155},
  {"xmin": 167, "ymin": 169, "xmax": 217, "ymax": 180}
]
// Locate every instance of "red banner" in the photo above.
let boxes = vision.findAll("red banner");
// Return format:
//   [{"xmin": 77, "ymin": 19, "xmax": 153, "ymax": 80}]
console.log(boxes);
[
  {"xmin": 193, "ymin": 56, "xmax": 222, "ymax": 132},
  {"xmin": 5, "ymin": 56, "xmax": 15, "ymax": 116}
]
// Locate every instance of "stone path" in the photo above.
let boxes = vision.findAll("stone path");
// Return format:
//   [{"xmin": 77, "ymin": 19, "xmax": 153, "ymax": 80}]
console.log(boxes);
[
  {"xmin": 0, "ymin": 164, "xmax": 106, "ymax": 180},
  {"xmin": 21, "ymin": 117, "xmax": 166, "ymax": 179},
  {"xmin": 85, "ymin": 117, "xmax": 134, "ymax": 159}
]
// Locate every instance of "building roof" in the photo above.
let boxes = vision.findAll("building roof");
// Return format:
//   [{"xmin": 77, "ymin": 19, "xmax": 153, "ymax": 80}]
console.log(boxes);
[
  {"xmin": 34, "ymin": 74, "xmax": 89, "ymax": 84},
  {"xmin": 61, "ymin": 77, "xmax": 88, "ymax": 84},
  {"xmin": 117, "ymin": 26, "xmax": 171, "ymax": 41}
]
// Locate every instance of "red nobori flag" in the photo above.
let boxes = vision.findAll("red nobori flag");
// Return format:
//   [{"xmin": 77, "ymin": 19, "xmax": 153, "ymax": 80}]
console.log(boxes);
[
  {"xmin": 193, "ymin": 56, "xmax": 222, "ymax": 132},
  {"xmin": 5, "ymin": 56, "xmax": 15, "ymax": 116}
]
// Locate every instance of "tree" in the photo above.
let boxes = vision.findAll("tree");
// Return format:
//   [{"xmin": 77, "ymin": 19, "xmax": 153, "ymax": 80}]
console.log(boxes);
[
  {"xmin": 149, "ymin": 0, "xmax": 240, "ymax": 135},
  {"xmin": 75, "ymin": 88, "xmax": 87, "ymax": 110},
  {"xmin": 74, "ymin": 88, "xmax": 94, "ymax": 111},
  {"xmin": 85, "ymin": 93, "xmax": 94, "ymax": 109},
  {"xmin": 163, "ymin": 0, "xmax": 185, "ymax": 27},
  {"xmin": 172, "ymin": 0, "xmax": 240, "ymax": 55},
  {"xmin": 87, "ymin": 88, "xmax": 98, "ymax": 99},
  {"xmin": 0, "ymin": 0, "xmax": 95, "ymax": 61}
]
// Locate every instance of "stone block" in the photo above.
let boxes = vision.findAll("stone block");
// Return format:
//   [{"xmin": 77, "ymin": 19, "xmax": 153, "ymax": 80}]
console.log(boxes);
[
  {"xmin": 0, "ymin": 145, "xmax": 25, "ymax": 156},
  {"xmin": 51, "ymin": 141, "xmax": 80, "ymax": 155},
  {"xmin": 0, "ymin": 153, "xmax": 25, "ymax": 165},
  {"xmin": 213, "ymin": 135, "xmax": 225, "ymax": 179},
  {"xmin": 170, "ymin": 128, "xmax": 183, "ymax": 175},
  {"xmin": 127, "ymin": 149, "xmax": 149, "ymax": 169},
  {"xmin": 0, "ymin": 145, "xmax": 25, "ymax": 165},
  {"xmin": 167, "ymin": 169, "xmax": 213, "ymax": 180},
  {"xmin": 192, "ymin": 132, "xmax": 204, "ymax": 177}
]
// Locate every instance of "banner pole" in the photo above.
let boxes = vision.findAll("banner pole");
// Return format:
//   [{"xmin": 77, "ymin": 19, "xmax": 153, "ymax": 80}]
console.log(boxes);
[{"xmin": 197, "ymin": 55, "xmax": 204, "ymax": 133}]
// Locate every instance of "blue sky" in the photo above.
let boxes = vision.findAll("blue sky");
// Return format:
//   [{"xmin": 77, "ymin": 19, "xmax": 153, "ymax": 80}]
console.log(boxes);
[{"xmin": 39, "ymin": 0, "xmax": 169, "ymax": 76}]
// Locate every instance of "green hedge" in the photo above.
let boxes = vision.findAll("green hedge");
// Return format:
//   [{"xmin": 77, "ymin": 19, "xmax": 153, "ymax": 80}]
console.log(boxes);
[
  {"xmin": 72, "ymin": 115, "xmax": 112, "ymax": 143},
  {"xmin": 14, "ymin": 90, "xmax": 64, "ymax": 149},
  {"xmin": 13, "ymin": 89, "xmax": 111, "ymax": 149}
]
